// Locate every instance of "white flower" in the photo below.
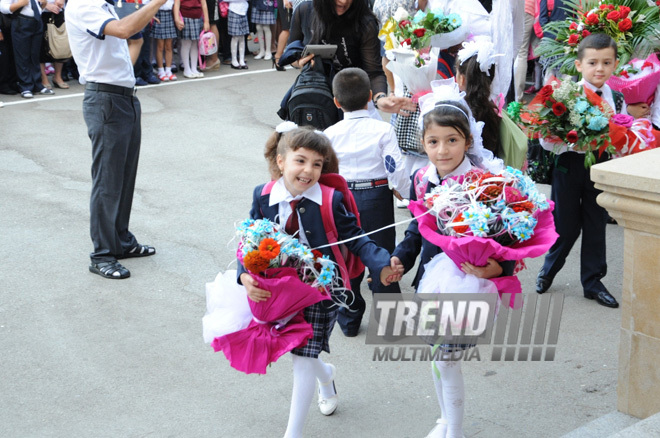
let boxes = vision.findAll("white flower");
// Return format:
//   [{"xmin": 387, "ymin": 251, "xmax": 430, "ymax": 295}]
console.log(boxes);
[{"xmin": 393, "ymin": 6, "xmax": 409, "ymax": 22}]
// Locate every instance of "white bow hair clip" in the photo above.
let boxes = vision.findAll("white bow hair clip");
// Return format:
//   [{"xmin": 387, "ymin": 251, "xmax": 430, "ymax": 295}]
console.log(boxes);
[
  {"xmin": 418, "ymin": 78, "xmax": 466, "ymax": 123},
  {"xmin": 275, "ymin": 121, "xmax": 299, "ymax": 133},
  {"xmin": 457, "ymin": 38, "xmax": 503, "ymax": 76},
  {"xmin": 275, "ymin": 121, "xmax": 326, "ymax": 137}
]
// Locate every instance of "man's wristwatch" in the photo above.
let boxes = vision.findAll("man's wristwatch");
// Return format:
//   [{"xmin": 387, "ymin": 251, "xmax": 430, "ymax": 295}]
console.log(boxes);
[{"xmin": 374, "ymin": 93, "xmax": 386, "ymax": 110}]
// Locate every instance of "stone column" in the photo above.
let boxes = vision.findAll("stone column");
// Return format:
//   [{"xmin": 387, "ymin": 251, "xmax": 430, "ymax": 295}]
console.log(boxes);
[{"xmin": 591, "ymin": 148, "xmax": 660, "ymax": 419}]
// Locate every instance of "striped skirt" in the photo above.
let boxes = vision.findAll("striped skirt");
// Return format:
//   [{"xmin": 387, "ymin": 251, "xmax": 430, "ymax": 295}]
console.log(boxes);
[
  {"xmin": 152, "ymin": 9, "xmax": 177, "ymax": 40},
  {"xmin": 228, "ymin": 10, "xmax": 249, "ymax": 36},
  {"xmin": 177, "ymin": 16, "xmax": 203, "ymax": 40}
]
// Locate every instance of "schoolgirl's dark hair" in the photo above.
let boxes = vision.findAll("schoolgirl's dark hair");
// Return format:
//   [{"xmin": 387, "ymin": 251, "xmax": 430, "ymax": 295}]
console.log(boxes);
[
  {"xmin": 264, "ymin": 127, "xmax": 339, "ymax": 179},
  {"xmin": 577, "ymin": 33, "xmax": 618, "ymax": 60},
  {"xmin": 310, "ymin": 0, "xmax": 376, "ymax": 43},
  {"xmin": 421, "ymin": 100, "xmax": 472, "ymax": 144},
  {"xmin": 456, "ymin": 55, "xmax": 501, "ymax": 157}
]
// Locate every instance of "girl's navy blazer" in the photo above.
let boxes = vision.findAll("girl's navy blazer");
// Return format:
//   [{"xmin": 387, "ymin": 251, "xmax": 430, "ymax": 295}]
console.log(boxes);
[{"xmin": 237, "ymin": 183, "xmax": 392, "ymax": 282}]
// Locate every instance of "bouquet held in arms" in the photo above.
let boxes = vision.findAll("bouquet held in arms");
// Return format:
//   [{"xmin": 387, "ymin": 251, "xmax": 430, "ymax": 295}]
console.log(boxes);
[
  {"xmin": 410, "ymin": 167, "xmax": 558, "ymax": 309},
  {"xmin": 202, "ymin": 218, "xmax": 339, "ymax": 374},
  {"xmin": 379, "ymin": 7, "xmax": 466, "ymax": 94},
  {"xmin": 518, "ymin": 78, "xmax": 614, "ymax": 167}
]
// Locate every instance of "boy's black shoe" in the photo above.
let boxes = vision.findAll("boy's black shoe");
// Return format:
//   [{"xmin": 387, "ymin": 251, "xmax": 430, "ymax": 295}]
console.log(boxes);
[
  {"xmin": 536, "ymin": 271, "xmax": 553, "ymax": 294},
  {"xmin": 585, "ymin": 289, "xmax": 619, "ymax": 308}
]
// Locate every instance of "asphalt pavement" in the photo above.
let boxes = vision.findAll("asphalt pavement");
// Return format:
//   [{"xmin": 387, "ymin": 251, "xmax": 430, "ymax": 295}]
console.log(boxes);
[{"xmin": 0, "ymin": 62, "xmax": 624, "ymax": 438}]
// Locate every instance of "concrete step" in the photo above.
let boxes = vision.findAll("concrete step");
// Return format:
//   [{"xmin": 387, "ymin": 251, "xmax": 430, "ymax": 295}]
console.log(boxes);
[
  {"xmin": 560, "ymin": 411, "xmax": 639, "ymax": 438},
  {"xmin": 609, "ymin": 411, "xmax": 660, "ymax": 437}
]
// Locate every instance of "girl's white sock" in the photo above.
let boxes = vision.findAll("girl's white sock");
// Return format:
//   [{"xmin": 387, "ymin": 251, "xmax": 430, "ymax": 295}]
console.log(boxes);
[
  {"xmin": 238, "ymin": 36, "xmax": 246, "ymax": 65},
  {"xmin": 230, "ymin": 36, "xmax": 239, "ymax": 66},
  {"xmin": 284, "ymin": 356, "xmax": 335, "ymax": 438},
  {"xmin": 255, "ymin": 24, "xmax": 265, "ymax": 58},
  {"xmin": 190, "ymin": 39, "xmax": 199, "ymax": 72},
  {"xmin": 284, "ymin": 356, "xmax": 317, "ymax": 438},
  {"xmin": 165, "ymin": 66, "xmax": 172, "ymax": 75},
  {"xmin": 263, "ymin": 26, "xmax": 272, "ymax": 60},
  {"xmin": 180, "ymin": 39, "xmax": 193, "ymax": 75},
  {"xmin": 157, "ymin": 67, "xmax": 165, "ymax": 76},
  {"xmin": 434, "ymin": 359, "xmax": 465, "ymax": 438}
]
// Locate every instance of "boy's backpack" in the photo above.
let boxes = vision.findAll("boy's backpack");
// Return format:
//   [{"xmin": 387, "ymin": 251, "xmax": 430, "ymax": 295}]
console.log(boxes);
[
  {"xmin": 198, "ymin": 30, "xmax": 218, "ymax": 70},
  {"xmin": 260, "ymin": 174, "xmax": 365, "ymax": 287},
  {"xmin": 284, "ymin": 60, "xmax": 340, "ymax": 130}
]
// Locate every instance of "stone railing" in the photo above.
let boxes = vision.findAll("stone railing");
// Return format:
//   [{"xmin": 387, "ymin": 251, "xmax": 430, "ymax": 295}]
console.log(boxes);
[{"xmin": 591, "ymin": 148, "xmax": 660, "ymax": 419}]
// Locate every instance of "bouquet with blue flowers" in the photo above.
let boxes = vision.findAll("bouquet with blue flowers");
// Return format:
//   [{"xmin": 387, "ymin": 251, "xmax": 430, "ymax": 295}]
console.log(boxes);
[
  {"xmin": 237, "ymin": 218, "xmax": 336, "ymax": 290},
  {"xmin": 518, "ymin": 78, "xmax": 614, "ymax": 167},
  {"xmin": 409, "ymin": 167, "xmax": 557, "ymax": 308}
]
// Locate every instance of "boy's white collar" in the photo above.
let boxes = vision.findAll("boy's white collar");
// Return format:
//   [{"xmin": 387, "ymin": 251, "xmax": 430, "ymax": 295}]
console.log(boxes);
[{"xmin": 269, "ymin": 177, "xmax": 323, "ymax": 206}]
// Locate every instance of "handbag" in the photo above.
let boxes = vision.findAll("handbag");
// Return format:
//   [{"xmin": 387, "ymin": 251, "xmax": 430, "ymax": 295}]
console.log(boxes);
[
  {"xmin": 526, "ymin": 139, "xmax": 554, "ymax": 185},
  {"xmin": 46, "ymin": 16, "xmax": 72, "ymax": 60},
  {"xmin": 219, "ymin": 1, "xmax": 229, "ymax": 18}
]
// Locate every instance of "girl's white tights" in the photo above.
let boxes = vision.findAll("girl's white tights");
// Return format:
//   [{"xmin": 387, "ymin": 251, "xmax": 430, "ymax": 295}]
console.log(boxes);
[
  {"xmin": 432, "ymin": 359, "xmax": 465, "ymax": 438},
  {"xmin": 283, "ymin": 355, "xmax": 334, "ymax": 438},
  {"xmin": 180, "ymin": 39, "xmax": 199, "ymax": 75},
  {"xmin": 254, "ymin": 24, "xmax": 272, "ymax": 60},
  {"xmin": 231, "ymin": 36, "xmax": 246, "ymax": 67}
]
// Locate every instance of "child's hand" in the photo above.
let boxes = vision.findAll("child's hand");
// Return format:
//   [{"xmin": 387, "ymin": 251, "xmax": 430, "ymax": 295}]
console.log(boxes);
[
  {"xmin": 381, "ymin": 257, "xmax": 404, "ymax": 285},
  {"xmin": 461, "ymin": 258, "xmax": 503, "ymax": 279},
  {"xmin": 174, "ymin": 17, "xmax": 184, "ymax": 31},
  {"xmin": 203, "ymin": 20, "xmax": 210, "ymax": 32},
  {"xmin": 627, "ymin": 102, "xmax": 651, "ymax": 119},
  {"xmin": 240, "ymin": 273, "xmax": 271, "ymax": 302},
  {"xmin": 392, "ymin": 189, "xmax": 403, "ymax": 201}
]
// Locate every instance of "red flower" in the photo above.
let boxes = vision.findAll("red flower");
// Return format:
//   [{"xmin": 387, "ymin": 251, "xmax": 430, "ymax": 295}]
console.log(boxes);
[
  {"xmin": 642, "ymin": 61, "xmax": 654, "ymax": 70},
  {"xmin": 569, "ymin": 22, "xmax": 578, "ymax": 30},
  {"xmin": 619, "ymin": 70, "xmax": 629, "ymax": 78},
  {"xmin": 618, "ymin": 18, "xmax": 633, "ymax": 32},
  {"xmin": 657, "ymin": 0, "xmax": 660, "ymax": 6},
  {"xmin": 413, "ymin": 28, "xmax": 426, "ymax": 38},
  {"xmin": 403, "ymin": 38, "xmax": 412, "ymax": 46},
  {"xmin": 606, "ymin": 11, "xmax": 621, "ymax": 21},
  {"xmin": 567, "ymin": 34, "xmax": 580, "ymax": 46},
  {"xmin": 399, "ymin": 19, "xmax": 411, "ymax": 28},
  {"xmin": 566, "ymin": 130, "xmax": 578, "ymax": 143},
  {"xmin": 552, "ymin": 102, "xmax": 567, "ymax": 116},
  {"xmin": 538, "ymin": 84, "xmax": 554, "ymax": 101},
  {"xmin": 618, "ymin": 6, "xmax": 631, "ymax": 19},
  {"xmin": 585, "ymin": 13, "xmax": 599, "ymax": 25},
  {"xmin": 599, "ymin": 4, "xmax": 614, "ymax": 9},
  {"xmin": 582, "ymin": 30, "xmax": 591, "ymax": 38}
]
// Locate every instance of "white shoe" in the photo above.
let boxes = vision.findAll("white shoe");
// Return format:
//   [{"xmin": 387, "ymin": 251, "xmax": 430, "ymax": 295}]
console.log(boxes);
[
  {"xmin": 194, "ymin": 71, "xmax": 204, "ymax": 78},
  {"xmin": 183, "ymin": 71, "xmax": 197, "ymax": 79},
  {"xmin": 425, "ymin": 419, "xmax": 447, "ymax": 438},
  {"xmin": 317, "ymin": 364, "xmax": 338, "ymax": 416},
  {"xmin": 264, "ymin": 53, "xmax": 272, "ymax": 61},
  {"xmin": 396, "ymin": 198, "xmax": 410, "ymax": 208},
  {"xmin": 254, "ymin": 51, "xmax": 265, "ymax": 60}
]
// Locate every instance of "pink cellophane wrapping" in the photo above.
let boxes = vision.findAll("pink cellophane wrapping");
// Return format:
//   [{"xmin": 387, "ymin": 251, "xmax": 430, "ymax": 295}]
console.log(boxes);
[
  {"xmin": 408, "ymin": 200, "xmax": 558, "ymax": 308},
  {"xmin": 211, "ymin": 267, "xmax": 330, "ymax": 375},
  {"xmin": 607, "ymin": 54, "xmax": 660, "ymax": 104}
]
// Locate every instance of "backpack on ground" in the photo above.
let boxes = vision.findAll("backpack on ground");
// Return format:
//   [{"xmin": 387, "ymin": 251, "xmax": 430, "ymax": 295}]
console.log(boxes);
[
  {"xmin": 198, "ymin": 30, "xmax": 218, "ymax": 70},
  {"xmin": 282, "ymin": 60, "xmax": 339, "ymax": 130}
]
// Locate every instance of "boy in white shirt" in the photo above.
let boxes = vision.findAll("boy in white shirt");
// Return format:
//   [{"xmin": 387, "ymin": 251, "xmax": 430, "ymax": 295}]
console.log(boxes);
[{"xmin": 324, "ymin": 67, "xmax": 409, "ymax": 336}]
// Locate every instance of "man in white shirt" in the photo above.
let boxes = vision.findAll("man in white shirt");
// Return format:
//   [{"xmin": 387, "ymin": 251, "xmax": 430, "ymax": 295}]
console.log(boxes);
[
  {"xmin": 325, "ymin": 68, "xmax": 409, "ymax": 336},
  {"xmin": 65, "ymin": 0, "xmax": 165, "ymax": 279}
]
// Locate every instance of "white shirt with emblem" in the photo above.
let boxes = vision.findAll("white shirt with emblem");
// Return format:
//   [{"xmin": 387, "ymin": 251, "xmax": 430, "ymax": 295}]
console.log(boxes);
[
  {"xmin": 65, "ymin": 0, "xmax": 135, "ymax": 89},
  {"xmin": 324, "ymin": 109, "xmax": 410, "ymax": 195}
]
